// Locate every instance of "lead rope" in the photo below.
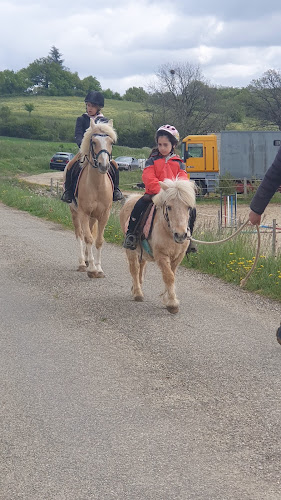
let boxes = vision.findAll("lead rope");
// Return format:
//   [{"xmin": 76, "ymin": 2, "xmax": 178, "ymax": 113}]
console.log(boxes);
[{"xmin": 189, "ymin": 220, "xmax": 261, "ymax": 288}]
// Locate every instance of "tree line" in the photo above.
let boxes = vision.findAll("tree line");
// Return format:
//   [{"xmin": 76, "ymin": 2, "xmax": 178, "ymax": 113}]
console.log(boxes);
[{"xmin": 1, "ymin": 46, "xmax": 281, "ymax": 147}]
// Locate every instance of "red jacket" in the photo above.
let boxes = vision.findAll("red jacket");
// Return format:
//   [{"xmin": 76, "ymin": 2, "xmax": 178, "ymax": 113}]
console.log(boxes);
[{"xmin": 142, "ymin": 152, "xmax": 188, "ymax": 195}]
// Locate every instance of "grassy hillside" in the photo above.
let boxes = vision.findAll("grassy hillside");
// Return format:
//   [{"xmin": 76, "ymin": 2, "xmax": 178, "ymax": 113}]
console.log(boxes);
[{"xmin": 0, "ymin": 95, "xmax": 150, "ymax": 122}]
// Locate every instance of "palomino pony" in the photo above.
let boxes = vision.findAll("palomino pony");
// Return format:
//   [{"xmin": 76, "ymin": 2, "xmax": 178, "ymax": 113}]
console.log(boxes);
[
  {"xmin": 67, "ymin": 118, "xmax": 117, "ymax": 278},
  {"xmin": 119, "ymin": 178, "xmax": 196, "ymax": 313}
]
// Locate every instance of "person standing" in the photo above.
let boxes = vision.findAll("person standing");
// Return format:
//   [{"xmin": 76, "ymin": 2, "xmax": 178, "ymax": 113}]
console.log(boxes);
[{"xmin": 248, "ymin": 144, "xmax": 281, "ymax": 344}]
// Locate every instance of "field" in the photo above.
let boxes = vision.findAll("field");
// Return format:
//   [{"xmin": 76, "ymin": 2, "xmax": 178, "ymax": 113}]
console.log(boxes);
[{"xmin": 0, "ymin": 95, "xmax": 150, "ymax": 122}]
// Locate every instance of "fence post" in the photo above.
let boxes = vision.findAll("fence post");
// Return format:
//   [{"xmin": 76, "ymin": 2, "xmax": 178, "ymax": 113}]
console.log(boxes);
[
  {"xmin": 244, "ymin": 177, "xmax": 247, "ymax": 197},
  {"xmin": 272, "ymin": 219, "xmax": 277, "ymax": 257},
  {"xmin": 50, "ymin": 178, "xmax": 53, "ymax": 193}
]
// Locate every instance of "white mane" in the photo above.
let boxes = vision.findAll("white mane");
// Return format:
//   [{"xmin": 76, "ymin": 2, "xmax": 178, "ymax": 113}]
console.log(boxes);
[
  {"xmin": 153, "ymin": 177, "xmax": 196, "ymax": 208},
  {"xmin": 80, "ymin": 119, "xmax": 117, "ymax": 156}
]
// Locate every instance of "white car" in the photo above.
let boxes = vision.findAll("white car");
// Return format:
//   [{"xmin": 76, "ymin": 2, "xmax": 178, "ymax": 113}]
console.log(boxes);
[{"xmin": 115, "ymin": 156, "xmax": 136, "ymax": 171}]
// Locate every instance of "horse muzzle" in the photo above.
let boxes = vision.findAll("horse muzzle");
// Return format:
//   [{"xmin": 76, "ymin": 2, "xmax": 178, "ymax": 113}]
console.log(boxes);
[
  {"xmin": 97, "ymin": 162, "xmax": 109, "ymax": 174},
  {"xmin": 173, "ymin": 232, "xmax": 188, "ymax": 244}
]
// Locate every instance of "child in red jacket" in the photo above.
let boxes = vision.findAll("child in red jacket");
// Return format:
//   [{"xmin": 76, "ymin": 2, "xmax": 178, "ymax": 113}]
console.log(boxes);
[{"xmin": 123, "ymin": 124, "xmax": 197, "ymax": 252}]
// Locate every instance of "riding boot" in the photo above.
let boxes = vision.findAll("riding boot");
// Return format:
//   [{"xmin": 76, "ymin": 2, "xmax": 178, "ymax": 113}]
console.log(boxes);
[
  {"xmin": 112, "ymin": 164, "xmax": 124, "ymax": 201},
  {"xmin": 61, "ymin": 168, "xmax": 73, "ymax": 203},
  {"xmin": 123, "ymin": 216, "xmax": 138, "ymax": 250},
  {"xmin": 186, "ymin": 207, "xmax": 197, "ymax": 255}
]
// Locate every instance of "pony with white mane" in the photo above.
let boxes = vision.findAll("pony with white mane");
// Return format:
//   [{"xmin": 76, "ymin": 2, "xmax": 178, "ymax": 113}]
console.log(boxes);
[
  {"xmin": 120, "ymin": 177, "xmax": 196, "ymax": 313},
  {"xmin": 67, "ymin": 118, "xmax": 117, "ymax": 277}
]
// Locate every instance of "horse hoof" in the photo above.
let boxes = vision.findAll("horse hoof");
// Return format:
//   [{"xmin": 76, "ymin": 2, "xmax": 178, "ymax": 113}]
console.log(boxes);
[
  {"xmin": 87, "ymin": 271, "xmax": 97, "ymax": 278},
  {"xmin": 77, "ymin": 265, "xmax": 87, "ymax": 272},
  {"xmin": 96, "ymin": 271, "xmax": 105, "ymax": 279},
  {"xmin": 167, "ymin": 305, "xmax": 179, "ymax": 314},
  {"xmin": 134, "ymin": 295, "xmax": 144, "ymax": 302}
]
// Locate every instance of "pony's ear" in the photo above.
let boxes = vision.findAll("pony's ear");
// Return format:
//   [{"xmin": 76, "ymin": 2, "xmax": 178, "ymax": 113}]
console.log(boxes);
[
  {"xmin": 108, "ymin": 119, "xmax": 113, "ymax": 127},
  {"xmin": 159, "ymin": 181, "xmax": 168, "ymax": 191}
]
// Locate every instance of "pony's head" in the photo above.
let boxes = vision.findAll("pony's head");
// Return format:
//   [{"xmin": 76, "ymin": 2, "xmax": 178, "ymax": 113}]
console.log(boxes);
[
  {"xmin": 153, "ymin": 177, "xmax": 196, "ymax": 244},
  {"xmin": 80, "ymin": 119, "xmax": 117, "ymax": 174}
]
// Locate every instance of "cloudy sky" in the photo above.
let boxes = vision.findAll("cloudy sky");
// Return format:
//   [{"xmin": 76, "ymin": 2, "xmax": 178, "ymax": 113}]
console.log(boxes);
[{"xmin": 1, "ymin": 0, "xmax": 281, "ymax": 95}]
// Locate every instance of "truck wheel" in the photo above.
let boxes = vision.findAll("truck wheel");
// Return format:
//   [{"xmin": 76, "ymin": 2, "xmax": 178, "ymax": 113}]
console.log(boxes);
[{"xmin": 198, "ymin": 180, "xmax": 207, "ymax": 195}]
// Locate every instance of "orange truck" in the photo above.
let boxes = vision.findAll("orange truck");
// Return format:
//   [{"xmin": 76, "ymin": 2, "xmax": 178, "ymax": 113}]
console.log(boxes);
[{"xmin": 181, "ymin": 131, "xmax": 281, "ymax": 194}]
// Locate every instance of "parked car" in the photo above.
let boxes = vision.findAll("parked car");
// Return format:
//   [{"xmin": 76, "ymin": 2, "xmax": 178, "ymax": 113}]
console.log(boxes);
[
  {"xmin": 50, "ymin": 152, "xmax": 75, "ymax": 171},
  {"xmin": 115, "ymin": 156, "xmax": 136, "ymax": 171}
]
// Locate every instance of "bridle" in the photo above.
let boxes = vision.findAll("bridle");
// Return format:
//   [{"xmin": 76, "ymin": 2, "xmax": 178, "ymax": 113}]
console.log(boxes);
[
  {"xmin": 162, "ymin": 201, "xmax": 191, "ymax": 234},
  {"xmin": 85, "ymin": 133, "xmax": 112, "ymax": 169}
]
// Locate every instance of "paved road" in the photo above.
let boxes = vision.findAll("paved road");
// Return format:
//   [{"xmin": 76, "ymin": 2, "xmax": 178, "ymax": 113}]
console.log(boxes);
[{"xmin": 1, "ymin": 203, "xmax": 281, "ymax": 500}]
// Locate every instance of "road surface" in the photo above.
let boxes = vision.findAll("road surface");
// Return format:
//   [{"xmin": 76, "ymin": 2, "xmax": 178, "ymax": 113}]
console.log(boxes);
[{"xmin": 1, "ymin": 203, "xmax": 281, "ymax": 500}]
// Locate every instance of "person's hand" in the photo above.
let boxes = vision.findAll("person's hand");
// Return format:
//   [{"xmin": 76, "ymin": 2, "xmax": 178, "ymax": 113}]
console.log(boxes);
[{"xmin": 248, "ymin": 210, "xmax": 261, "ymax": 225}]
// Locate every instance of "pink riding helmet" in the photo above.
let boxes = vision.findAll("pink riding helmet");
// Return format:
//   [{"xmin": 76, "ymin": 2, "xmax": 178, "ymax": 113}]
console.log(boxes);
[{"xmin": 157, "ymin": 124, "xmax": 180, "ymax": 142}]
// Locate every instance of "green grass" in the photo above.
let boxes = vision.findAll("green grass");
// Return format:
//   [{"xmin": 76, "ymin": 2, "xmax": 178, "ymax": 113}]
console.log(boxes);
[{"xmin": 0, "ymin": 95, "xmax": 150, "ymax": 122}]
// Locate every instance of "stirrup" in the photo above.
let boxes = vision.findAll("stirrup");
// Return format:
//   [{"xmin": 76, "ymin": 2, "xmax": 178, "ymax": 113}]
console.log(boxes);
[
  {"xmin": 113, "ymin": 188, "xmax": 124, "ymax": 201},
  {"xmin": 123, "ymin": 233, "xmax": 137, "ymax": 250}
]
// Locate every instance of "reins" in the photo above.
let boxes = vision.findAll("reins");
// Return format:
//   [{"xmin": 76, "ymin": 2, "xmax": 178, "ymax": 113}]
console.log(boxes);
[{"xmin": 189, "ymin": 219, "xmax": 261, "ymax": 287}]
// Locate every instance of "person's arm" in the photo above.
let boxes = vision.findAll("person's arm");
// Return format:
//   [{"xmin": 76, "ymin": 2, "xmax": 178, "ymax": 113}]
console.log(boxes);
[
  {"xmin": 142, "ymin": 158, "xmax": 161, "ymax": 194},
  {"xmin": 75, "ymin": 116, "xmax": 85, "ymax": 148},
  {"xmin": 249, "ymin": 145, "xmax": 281, "ymax": 224}
]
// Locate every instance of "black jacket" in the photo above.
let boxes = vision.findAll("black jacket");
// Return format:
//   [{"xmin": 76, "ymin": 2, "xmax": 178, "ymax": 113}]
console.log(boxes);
[
  {"xmin": 250, "ymin": 145, "xmax": 281, "ymax": 215},
  {"xmin": 75, "ymin": 114, "xmax": 90, "ymax": 148}
]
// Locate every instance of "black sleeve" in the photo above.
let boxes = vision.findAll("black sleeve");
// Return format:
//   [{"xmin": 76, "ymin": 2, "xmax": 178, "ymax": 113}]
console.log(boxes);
[
  {"xmin": 250, "ymin": 146, "xmax": 281, "ymax": 215},
  {"xmin": 74, "ymin": 116, "xmax": 85, "ymax": 147}
]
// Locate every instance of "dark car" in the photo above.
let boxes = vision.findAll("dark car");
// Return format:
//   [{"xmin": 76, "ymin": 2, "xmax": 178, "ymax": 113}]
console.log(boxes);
[{"xmin": 50, "ymin": 152, "xmax": 75, "ymax": 171}]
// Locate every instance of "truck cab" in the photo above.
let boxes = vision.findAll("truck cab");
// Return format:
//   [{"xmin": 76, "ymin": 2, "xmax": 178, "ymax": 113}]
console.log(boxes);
[{"xmin": 181, "ymin": 134, "xmax": 219, "ymax": 194}]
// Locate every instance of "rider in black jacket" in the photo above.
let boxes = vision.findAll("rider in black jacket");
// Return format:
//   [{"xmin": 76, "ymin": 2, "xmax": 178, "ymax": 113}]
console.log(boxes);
[{"xmin": 61, "ymin": 91, "xmax": 123, "ymax": 203}]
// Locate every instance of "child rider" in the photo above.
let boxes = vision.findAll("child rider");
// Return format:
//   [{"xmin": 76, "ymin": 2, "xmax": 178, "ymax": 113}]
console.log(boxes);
[
  {"xmin": 123, "ymin": 124, "xmax": 197, "ymax": 254},
  {"xmin": 61, "ymin": 90, "xmax": 123, "ymax": 203}
]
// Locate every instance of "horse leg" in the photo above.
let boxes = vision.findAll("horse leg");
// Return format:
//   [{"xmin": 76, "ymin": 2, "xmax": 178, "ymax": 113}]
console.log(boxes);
[
  {"xmin": 127, "ymin": 250, "xmax": 144, "ymax": 301},
  {"xmin": 70, "ymin": 206, "xmax": 87, "ymax": 271},
  {"xmin": 90, "ymin": 213, "xmax": 110, "ymax": 278},
  {"xmin": 157, "ymin": 257, "xmax": 179, "ymax": 314},
  {"xmin": 78, "ymin": 212, "xmax": 98, "ymax": 278}
]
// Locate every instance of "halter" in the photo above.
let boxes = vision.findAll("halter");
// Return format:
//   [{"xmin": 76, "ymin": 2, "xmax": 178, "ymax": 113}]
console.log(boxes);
[
  {"xmin": 163, "ymin": 202, "xmax": 171, "ymax": 229},
  {"xmin": 85, "ymin": 133, "xmax": 112, "ymax": 168},
  {"xmin": 163, "ymin": 201, "xmax": 191, "ymax": 233}
]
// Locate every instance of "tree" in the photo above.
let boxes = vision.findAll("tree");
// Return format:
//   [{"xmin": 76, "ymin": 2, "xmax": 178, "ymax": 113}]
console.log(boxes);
[
  {"xmin": 124, "ymin": 87, "xmax": 148, "ymax": 102},
  {"xmin": 148, "ymin": 62, "xmax": 224, "ymax": 138},
  {"xmin": 48, "ymin": 46, "xmax": 64, "ymax": 66},
  {"xmin": 246, "ymin": 69, "xmax": 281, "ymax": 130},
  {"xmin": 24, "ymin": 103, "xmax": 35, "ymax": 116},
  {"xmin": 0, "ymin": 69, "xmax": 31, "ymax": 95},
  {"xmin": 80, "ymin": 75, "xmax": 102, "ymax": 94}
]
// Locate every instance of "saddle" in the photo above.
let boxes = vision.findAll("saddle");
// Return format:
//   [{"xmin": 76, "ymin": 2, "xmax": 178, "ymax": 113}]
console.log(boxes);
[{"xmin": 72, "ymin": 159, "xmax": 115, "ymax": 199}]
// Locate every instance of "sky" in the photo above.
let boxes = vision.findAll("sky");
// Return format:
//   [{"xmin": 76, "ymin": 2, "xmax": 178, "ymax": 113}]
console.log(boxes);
[{"xmin": 1, "ymin": 0, "xmax": 281, "ymax": 95}]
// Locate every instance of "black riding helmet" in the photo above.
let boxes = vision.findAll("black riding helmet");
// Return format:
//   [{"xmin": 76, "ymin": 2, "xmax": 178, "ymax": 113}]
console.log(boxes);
[{"xmin": 84, "ymin": 91, "xmax": 104, "ymax": 108}]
